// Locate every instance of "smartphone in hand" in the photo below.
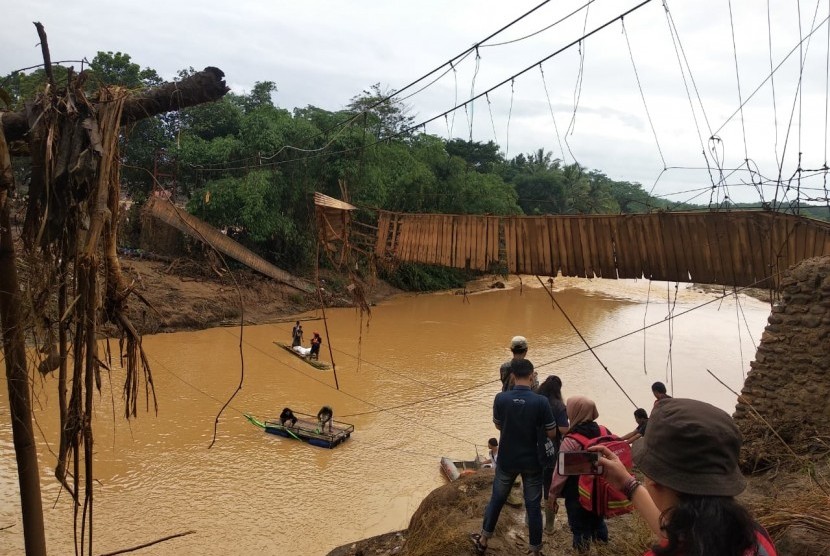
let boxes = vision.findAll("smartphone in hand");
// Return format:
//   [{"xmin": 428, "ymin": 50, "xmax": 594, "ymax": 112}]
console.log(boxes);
[{"xmin": 558, "ymin": 450, "xmax": 603, "ymax": 475}]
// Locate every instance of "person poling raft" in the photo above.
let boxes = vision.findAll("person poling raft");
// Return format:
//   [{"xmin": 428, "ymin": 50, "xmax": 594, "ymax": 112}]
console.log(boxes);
[{"xmin": 244, "ymin": 406, "xmax": 354, "ymax": 449}]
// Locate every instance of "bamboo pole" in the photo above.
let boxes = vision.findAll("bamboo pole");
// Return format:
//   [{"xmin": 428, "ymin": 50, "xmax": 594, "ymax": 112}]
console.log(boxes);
[{"xmin": 0, "ymin": 117, "xmax": 47, "ymax": 555}]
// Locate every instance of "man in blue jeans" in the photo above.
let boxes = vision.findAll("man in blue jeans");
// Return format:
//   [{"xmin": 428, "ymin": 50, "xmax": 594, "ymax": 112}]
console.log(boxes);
[{"xmin": 472, "ymin": 358, "xmax": 557, "ymax": 556}]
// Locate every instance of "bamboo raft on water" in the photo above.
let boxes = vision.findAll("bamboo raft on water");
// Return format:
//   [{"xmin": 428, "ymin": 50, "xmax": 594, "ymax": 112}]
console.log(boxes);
[
  {"xmin": 244, "ymin": 412, "xmax": 354, "ymax": 449},
  {"xmin": 274, "ymin": 341, "xmax": 331, "ymax": 370}
]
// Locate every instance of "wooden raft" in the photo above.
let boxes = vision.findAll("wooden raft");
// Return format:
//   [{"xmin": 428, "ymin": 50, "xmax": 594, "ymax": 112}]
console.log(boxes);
[
  {"xmin": 274, "ymin": 342, "xmax": 331, "ymax": 370},
  {"xmin": 244, "ymin": 413, "xmax": 354, "ymax": 449}
]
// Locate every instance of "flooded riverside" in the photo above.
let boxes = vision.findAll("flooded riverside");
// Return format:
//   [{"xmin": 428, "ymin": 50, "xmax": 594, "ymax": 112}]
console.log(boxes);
[{"xmin": 0, "ymin": 278, "xmax": 770, "ymax": 555}]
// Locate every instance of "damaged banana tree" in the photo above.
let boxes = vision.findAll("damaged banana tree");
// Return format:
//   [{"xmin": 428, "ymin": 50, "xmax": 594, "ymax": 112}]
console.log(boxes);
[{"xmin": 0, "ymin": 23, "xmax": 229, "ymax": 556}]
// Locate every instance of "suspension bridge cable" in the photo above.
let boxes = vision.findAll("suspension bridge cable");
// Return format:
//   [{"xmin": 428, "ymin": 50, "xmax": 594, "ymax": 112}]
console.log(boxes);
[
  {"xmin": 662, "ymin": 281, "xmax": 679, "ymax": 394},
  {"xmin": 486, "ymin": 92, "xmax": 499, "ymax": 143},
  {"xmin": 767, "ymin": 0, "xmax": 781, "ymax": 168},
  {"xmin": 467, "ymin": 47, "xmax": 481, "ymax": 142},
  {"xmin": 713, "ymin": 12, "xmax": 829, "ymax": 138},
  {"xmin": 773, "ymin": 0, "xmax": 823, "ymax": 212},
  {"xmin": 506, "ymin": 79, "xmax": 515, "ymax": 156},
  {"xmin": 622, "ymin": 17, "xmax": 666, "ymax": 169},
  {"xmin": 539, "ymin": 64, "xmax": 567, "ymax": 163},
  {"xmin": 564, "ymin": 2, "xmax": 592, "ymax": 166},
  {"xmin": 395, "ymin": 0, "xmax": 654, "ymax": 140},
  {"xmin": 660, "ymin": 0, "xmax": 717, "ymax": 194},
  {"xmin": 733, "ymin": 288, "xmax": 746, "ymax": 380},
  {"xmin": 339, "ymin": 377, "xmax": 500, "ymax": 418},
  {"xmin": 535, "ymin": 275, "xmax": 638, "ymax": 408},
  {"xmin": 736, "ymin": 292, "xmax": 759, "ymax": 353},
  {"xmin": 663, "ymin": 0, "xmax": 716, "ymax": 136},
  {"xmin": 825, "ymin": 0, "xmax": 830, "ymax": 211},
  {"xmin": 482, "ymin": 0, "xmax": 598, "ymax": 48},
  {"xmin": 643, "ymin": 279, "xmax": 651, "ymax": 375},
  {"xmin": 534, "ymin": 271, "xmax": 781, "ymax": 370},
  {"xmin": 727, "ymin": 0, "xmax": 750, "ymax": 163}
]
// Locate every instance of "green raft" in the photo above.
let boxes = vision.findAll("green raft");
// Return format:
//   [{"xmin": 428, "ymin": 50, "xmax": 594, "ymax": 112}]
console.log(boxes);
[{"xmin": 244, "ymin": 411, "xmax": 354, "ymax": 449}]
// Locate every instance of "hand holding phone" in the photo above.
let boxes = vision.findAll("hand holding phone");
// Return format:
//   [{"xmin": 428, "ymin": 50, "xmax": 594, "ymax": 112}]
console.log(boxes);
[{"xmin": 558, "ymin": 450, "xmax": 603, "ymax": 475}]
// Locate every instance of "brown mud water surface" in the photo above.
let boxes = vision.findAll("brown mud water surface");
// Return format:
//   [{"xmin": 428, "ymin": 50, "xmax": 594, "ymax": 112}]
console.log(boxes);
[
  {"xmin": 4, "ymin": 258, "xmax": 828, "ymax": 555},
  {"xmin": 327, "ymin": 260, "xmax": 830, "ymax": 556},
  {"xmin": 125, "ymin": 258, "xmax": 825, "ymax": 556}
]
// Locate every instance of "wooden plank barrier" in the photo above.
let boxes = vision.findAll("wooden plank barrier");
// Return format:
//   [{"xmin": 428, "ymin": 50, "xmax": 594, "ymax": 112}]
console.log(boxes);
[{"xmin": 371, "ymin": 210, "xmax": 830, "ymax": 288}]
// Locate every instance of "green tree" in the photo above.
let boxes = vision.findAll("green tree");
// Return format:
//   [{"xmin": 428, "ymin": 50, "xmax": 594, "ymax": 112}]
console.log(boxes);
[
  {"xmin": 88, "ymin": 51, "xmax": 161, "ymax": 88},
  {"xmin": 1, "ymin": 66, "xmax": 71, "ymax": 108},
  {"xmin": 242, "ymin": 81, "xmax": 277, "ymax": 112},
  {"xmin": 445, "ymin": 139, "xmax": 504, "ymax": 173},
  {"xmin": 346, "ymin": 83, "xmax": 415, "ymax": 139},
  {"xmin": 188, "ymin": 169, "xmax": 313, "ymax": 268}
]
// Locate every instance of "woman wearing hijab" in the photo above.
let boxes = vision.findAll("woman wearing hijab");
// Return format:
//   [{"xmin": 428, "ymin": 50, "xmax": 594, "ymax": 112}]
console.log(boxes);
[
  {"xmin": 593, "ymin": 398, "xmax": 778, "ymax": 556},
  {"xmin": 548, "ymin": 396, "xmax": 610, "ymax": 551}
]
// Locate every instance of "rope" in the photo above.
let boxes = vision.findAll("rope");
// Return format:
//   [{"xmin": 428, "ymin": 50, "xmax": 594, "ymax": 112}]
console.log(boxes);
[
  {"xmin": 535, "ymin": 275, "xmax": 638, "ymax": 408},
  {"xmin": 643, "ymin": 279, "xmax": 651, "ymax": 375},
  {"xmin": 663, "ymin": 282, "xmax": 679, "ymax": 394},
  {"xmin": 622, "ymin": 17, "xmax": 666, "ymax": 169},
  {"xmin": 734, "ymin": 287, "xmax": 746, "ymax": 380},
  {"xmin": 539, "ymin": 64, "xmax": 566, "ymax": 163}
]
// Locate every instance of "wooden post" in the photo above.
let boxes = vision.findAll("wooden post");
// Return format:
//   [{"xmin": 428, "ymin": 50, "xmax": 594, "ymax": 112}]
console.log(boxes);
[{"xmin": 0, "ymin": 120, "xmax": 47, "ymax": 555}]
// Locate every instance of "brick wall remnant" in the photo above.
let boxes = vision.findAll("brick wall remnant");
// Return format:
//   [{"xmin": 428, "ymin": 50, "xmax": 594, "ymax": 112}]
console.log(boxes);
[{"xmin": 734, "ymin": 255, "xmax": 830, "ymax": 470}]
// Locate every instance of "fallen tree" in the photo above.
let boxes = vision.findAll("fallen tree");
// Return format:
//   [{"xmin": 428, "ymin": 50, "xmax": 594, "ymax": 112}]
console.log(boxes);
[
  {"xmin": 0, "ymin": 23, "xmax": 228, "ymax": 555},
  {"xmin": 1, "ymin": 66, "xmax": 229, "ymax": 142}
]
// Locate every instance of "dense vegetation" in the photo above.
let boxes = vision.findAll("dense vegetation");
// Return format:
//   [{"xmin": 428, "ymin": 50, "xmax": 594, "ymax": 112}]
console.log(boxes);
[{"xmin": 3, "ymin": 52, "xmax": 828, "ymax": 288}]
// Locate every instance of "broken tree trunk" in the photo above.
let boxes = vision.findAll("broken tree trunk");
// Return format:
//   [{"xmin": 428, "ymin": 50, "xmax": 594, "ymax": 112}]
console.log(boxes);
[
  {"xmin": 0, "ymin": 66, "xmax": 229, "ymax": 143},
  {"xmin": 1, "ymin": 25, "xmax": 229, "ymax": 555}
]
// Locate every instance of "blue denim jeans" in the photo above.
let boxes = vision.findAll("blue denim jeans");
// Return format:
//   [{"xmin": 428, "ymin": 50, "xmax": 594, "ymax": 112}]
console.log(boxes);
[{"xmin": 481, "ymin": 466, "xmax": 544, "ymax": 552}]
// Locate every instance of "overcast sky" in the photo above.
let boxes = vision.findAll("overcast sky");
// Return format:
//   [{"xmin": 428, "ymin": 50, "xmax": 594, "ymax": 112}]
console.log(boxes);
[{"xmin": 4, "ymin": 0, "xmax": 830, "ymax": 206}]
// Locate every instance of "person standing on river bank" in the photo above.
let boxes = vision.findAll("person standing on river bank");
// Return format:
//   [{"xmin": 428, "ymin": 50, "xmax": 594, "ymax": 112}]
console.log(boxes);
[{"xmin": 472, "ymin": 359, "xmax": 557, "ymax": 556}]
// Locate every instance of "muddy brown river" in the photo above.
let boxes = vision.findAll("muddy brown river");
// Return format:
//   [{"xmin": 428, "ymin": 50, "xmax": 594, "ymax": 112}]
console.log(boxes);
[{"xmin": 0, "ymin": 278, "xmax": 770, "ymax": 555}]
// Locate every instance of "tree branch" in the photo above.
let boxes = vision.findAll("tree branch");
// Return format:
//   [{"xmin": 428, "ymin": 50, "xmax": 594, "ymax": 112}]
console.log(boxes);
[
  {"xmin": 33, "ymin": 22, "xmax": 55, "ymax": 90},
  {"xmin": 98, "ymin": 530, "xmax": 196, "ymax": 556}
]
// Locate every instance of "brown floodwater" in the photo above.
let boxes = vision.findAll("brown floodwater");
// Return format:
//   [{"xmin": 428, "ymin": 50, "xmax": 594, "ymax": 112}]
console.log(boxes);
[{"xmin": 0, "ymin": 278, "xmax": 770, "ymax": 555}]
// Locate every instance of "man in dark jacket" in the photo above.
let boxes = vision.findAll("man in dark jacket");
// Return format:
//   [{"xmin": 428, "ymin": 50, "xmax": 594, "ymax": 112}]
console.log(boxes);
[{"xmin": 472, "ymin": 359, "xmax": 557, "ymax": 556}]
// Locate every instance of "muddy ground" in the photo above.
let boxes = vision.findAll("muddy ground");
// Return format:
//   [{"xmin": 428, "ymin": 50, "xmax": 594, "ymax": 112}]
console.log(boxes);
[
  {"xmin": 113, "ymin": 254, "xmax": 402, "ymax": 336},
  {"xmin": 325, "ymin": 462, "xmax": 829, "ymax": 556}
]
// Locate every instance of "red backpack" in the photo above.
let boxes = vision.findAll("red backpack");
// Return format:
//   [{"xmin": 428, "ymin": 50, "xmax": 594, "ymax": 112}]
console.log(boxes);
[{"xmin": 566, "ymin": 426, "xmax": 634, "ymax": 518}]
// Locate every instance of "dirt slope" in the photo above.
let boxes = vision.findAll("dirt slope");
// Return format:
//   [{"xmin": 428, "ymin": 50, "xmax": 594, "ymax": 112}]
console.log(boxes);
[{"xmin": 113, "ymin": 254, "xmax": 400, "ymax": 335}]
